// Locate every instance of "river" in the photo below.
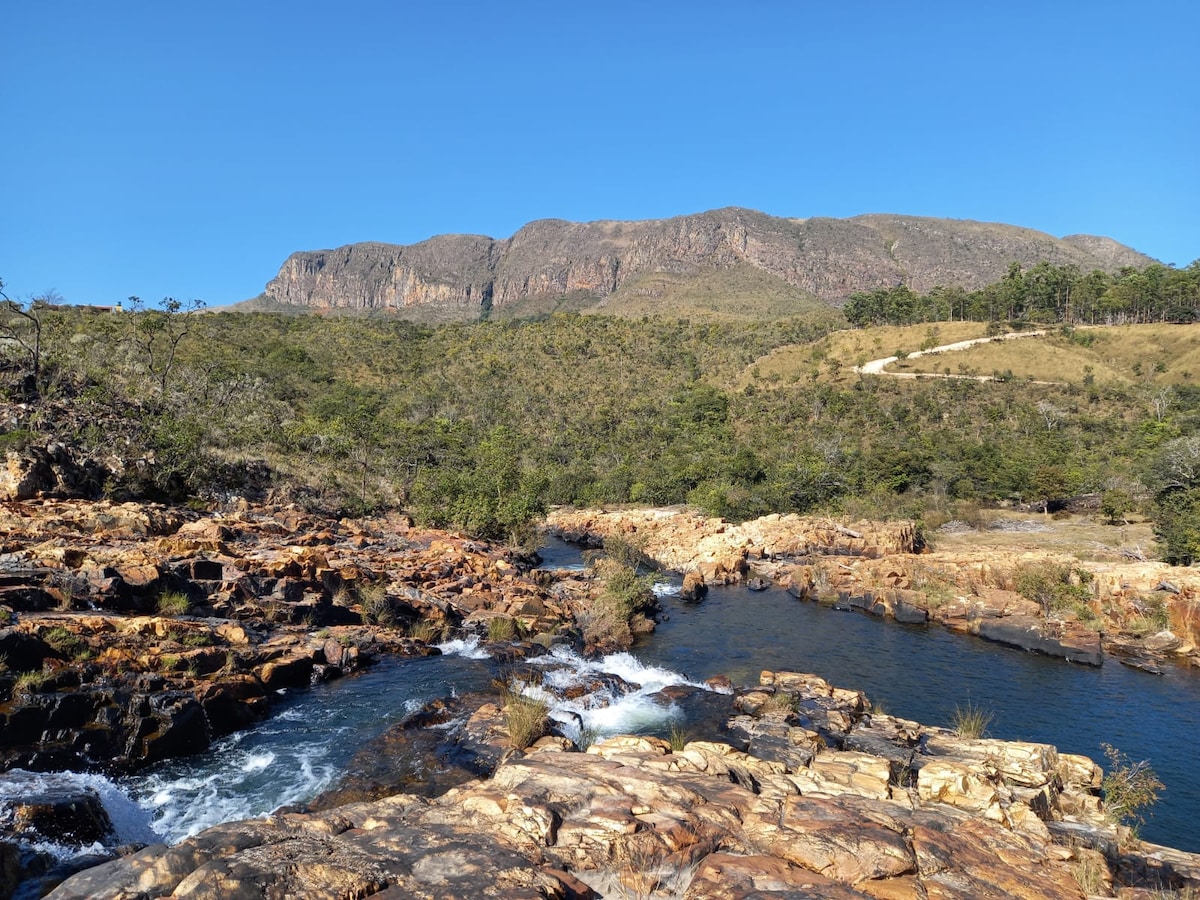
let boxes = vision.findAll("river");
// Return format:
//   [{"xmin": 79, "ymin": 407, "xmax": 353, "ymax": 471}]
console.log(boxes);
[{"xmin": 5, "ymin": 540, "xmax": 1199, "ymax": 869}]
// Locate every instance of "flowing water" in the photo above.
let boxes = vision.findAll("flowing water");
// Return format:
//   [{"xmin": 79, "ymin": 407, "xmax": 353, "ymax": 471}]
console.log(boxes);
[{"xmin": 6, "ymin": 539, "xmax": 1200, "ymax": 869}]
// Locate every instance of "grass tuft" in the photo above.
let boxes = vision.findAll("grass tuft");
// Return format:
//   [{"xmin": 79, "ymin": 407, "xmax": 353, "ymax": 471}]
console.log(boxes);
[{"xmin": 951, "ymin": 701, "xmax": 993, "ymax": 739}]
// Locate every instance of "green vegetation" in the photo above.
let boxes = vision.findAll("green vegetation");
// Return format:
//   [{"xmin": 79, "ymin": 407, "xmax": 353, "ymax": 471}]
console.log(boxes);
[
  {"xmin": 42, "ymin": 626, "xmax": 86, "ymax": 659},
  {"xmin": 1013, "ymin": 562, "xmax": 1094, "ymax": 621},
  {"xmin": 1101, "ymin": 743, "xmax": 1163, "ymax": 830},
  {"xmin": 3, "ymin": 261, "xmax": 1200, "ymax": 563},
  {"xmin": 486, "ymin": 616, "xmax": 519, "ymax": 642},
  {"xmin": 500, "ymin": 686, "xmax": 550, "ymax": 750},
  {"xmin": 14, "ymin": 670, "xmax": 47, "ymax": 693},
  {"xmin": 843, "ymin": 260, "xmax": 1200, "ymax": 328},
  {"xmin": 950, "ymin": 701, "xmax": 993, "ymax": 739},
  {"xmin": 157, "ymin": 591, "xmax": 191, "ymax": 616}
]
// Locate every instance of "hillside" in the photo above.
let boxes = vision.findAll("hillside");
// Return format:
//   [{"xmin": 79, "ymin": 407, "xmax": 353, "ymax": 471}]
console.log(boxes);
[{"xmin": 248, "ymin": 208, "xmax": 1153, "ymax": 321}]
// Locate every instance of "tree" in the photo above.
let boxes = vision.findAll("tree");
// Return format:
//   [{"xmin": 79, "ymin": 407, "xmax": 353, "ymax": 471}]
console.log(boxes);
[
  {"xmin": 0, "ymin": 279, "xmax": 52, "ymax": 394},
  {"xmin": 126, "ymin": 297, "xmax": 206, "ymax": 397}
]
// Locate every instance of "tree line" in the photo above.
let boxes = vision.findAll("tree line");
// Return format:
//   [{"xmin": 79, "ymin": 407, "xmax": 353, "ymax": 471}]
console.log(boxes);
[{"xmin": 843, "ymin": 260, "xmax": 1200, "ymax": 328}]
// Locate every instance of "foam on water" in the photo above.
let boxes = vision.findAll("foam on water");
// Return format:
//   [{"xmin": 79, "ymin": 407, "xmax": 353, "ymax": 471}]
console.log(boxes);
[
  {"xmin": 523, "ymin": 646, "xmax": 715, "ymax": 745},
  {"xmin": 652, "ymin": 580, "xmax": 681, "ymax": 598},
  {"xmin": 0, "ymin": 769, "xmax": 159, "ymax": 861},
  {"xmin": 436, "ymin": 634, "xmax": 491, "ymax": 659}
]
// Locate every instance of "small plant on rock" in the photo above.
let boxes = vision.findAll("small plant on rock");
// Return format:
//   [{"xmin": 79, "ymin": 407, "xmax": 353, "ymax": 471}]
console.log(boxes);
[
  {"xmin": 1101, "ymin": 743, "xmax": 1163, "ymax": 830},
  {"xmin": 157, "ymin": 591, "xmax": 190, "ymax": 616},
  {"xmin": 501, "ymin": 685, "xmax": 549, "ymax": 750},
  {"xmin": 951, "ymin": 701, "xmax": 993, "ymax": 739},
  {"xmin": 487, "ymin": 616, "xmax": 518, "ymax": 642},
  {"xmin": 14, "ymin": 670, "xmax": 46, "ymax": 693},
  {"xmin": 358, "ymin": 583, "xmax": 397, "ymax": 628},
  {"xmin": 43, "ymin": 626, "xmax": 86, "ymax": 659},
  {"xmin": 408, "ymin": 619, "xmax": 444, "ymax": 643}
]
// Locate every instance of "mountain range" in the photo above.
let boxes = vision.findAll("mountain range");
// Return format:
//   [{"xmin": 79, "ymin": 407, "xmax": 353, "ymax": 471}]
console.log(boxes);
[{"xmin": 245, "ymin": 208, "xmax": 1154, "ymax": 321}]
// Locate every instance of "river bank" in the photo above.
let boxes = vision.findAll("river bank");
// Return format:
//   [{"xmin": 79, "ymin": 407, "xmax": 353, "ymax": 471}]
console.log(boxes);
[
  {"xmin": 5, "ymin": 500, "xmax": 1200, "ymax": 897},
  {"xmin": 545, "ymin": 506, "xmax": 1200, "ymax": 671}
]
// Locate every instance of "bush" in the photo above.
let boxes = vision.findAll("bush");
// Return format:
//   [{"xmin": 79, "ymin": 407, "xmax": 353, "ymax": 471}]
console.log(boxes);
[
  {"xmin": 1013, "ymin": 562, "xmax": 1092, "ymax": 620},
  {"xmin": 1101, "ymin": 743, "xmax": 1163, "ymax": 829}
]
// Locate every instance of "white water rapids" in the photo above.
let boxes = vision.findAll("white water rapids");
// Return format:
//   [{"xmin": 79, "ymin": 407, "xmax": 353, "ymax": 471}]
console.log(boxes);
[{"xmin": 0, "ymin": 631, "xmax": 710, "ymax": 864}]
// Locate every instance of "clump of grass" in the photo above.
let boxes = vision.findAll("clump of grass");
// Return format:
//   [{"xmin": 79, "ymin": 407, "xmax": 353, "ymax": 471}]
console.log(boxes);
[
  {"xmin": 1101, "ymin": 743, "xmax": 1163, "ymax": 829},
  {"xmin": 668, "ymin": 723, "xmax": 690, "ymax": 752},
  {"xmin": 501, "ymin": 687, "xmax": 549, "ymax": 750},
  {"xmin": 181, "ymin": 631, "xmax": 215, "ymax": 648},
  {"xmin": 358, "ymin": 583, "xmax": 397, "ymax": 628},
  {"xmin": 487, "ymin": 616, "xmax": 518, "ymax": 642},
  {"xmin": 951, "ymin": 701, "xmax": 993, "ymax": 739},
  {"xmin": 0, "ymin": 606, "xmax": 11, "ymax": 626},
  {"xmin": 14, "ymin": 671, "xmax": 47, "ymax": 693},
  {"xmin": 760, "ymin": 691, "xmax": 800, "ymax": 718},
  {"xmin": 157, "ymin": 591, "xmax": 191, "ymax": 616},
  {"xmin": 1071, "ymin": 849, "xmax": 1108, "ymax": 896},
  {"xmin": 42, "ymin": 626, "xmax": 86, "ymax": 659},
  {"xmin": 408, "ymin": 619, "xmax": 444, "ymax": 643}
]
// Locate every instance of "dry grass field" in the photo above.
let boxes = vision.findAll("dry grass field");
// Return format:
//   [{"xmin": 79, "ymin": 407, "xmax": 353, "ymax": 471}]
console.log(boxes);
[
  {"xmin": 740, "ymin": 322, "xmax": 1200, "ymax": 389},
  {"xmin": 889, "ymin": 324, "xmax": 1200, "ymax": 386}
]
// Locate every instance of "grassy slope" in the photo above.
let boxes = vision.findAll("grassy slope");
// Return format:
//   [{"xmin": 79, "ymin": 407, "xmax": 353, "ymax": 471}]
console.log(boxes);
[
  {"xmin": 735, "ymin": 323, "xmax": 1200, "ymax": 391},
  {"xmin": 892, "ymin": 325, "xmax": 1200, "ymax": 386}
]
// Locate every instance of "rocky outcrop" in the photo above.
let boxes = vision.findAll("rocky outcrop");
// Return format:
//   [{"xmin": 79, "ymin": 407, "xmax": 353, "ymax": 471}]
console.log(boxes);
[
  {"xmin": 0, "ymin": 500, "xmax": 580, "ymax": 773},
  {"xmin": 43, "ymin": 670, "xmax": 1200, "ymax": 899},
  {"xmin": 256, "ymin": 208, "xmax": 1153, "ymax": 319},
  {"xmin": 546, "ymin": 507, "xmax": 1200, "ymax": 669}
]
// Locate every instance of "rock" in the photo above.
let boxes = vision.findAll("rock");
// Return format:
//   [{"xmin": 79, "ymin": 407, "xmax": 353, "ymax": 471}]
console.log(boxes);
[
  {"xmin": 680, "ymin": 571, "xmax": 708, "ymax": 602},
  {"xmin": 974, "ymin": 615, "xmax": 1103, "ymax": 666}
]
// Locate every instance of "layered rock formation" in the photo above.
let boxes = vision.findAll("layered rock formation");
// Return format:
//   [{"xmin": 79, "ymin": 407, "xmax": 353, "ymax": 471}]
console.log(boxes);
[
  {"xmin": 544, "ymin": 508, "xmax": 1200, "ymax": 669},
  {"xmin": 0, "ymin": 500, "xmax": 579, "ymax": 774},
  {"xmin": 256, "ymin": 208, "xmax": 1153, "ymax": 319},
  {"xmin": 43, "ymin": 670, "xmax": 1200, "ymax": 899}
]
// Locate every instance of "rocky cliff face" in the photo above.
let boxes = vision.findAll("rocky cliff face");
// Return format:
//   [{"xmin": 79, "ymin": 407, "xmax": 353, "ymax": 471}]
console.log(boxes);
[{"xmin": 257, "ymin": 208, "xmax": 1154, "ymax": 319}]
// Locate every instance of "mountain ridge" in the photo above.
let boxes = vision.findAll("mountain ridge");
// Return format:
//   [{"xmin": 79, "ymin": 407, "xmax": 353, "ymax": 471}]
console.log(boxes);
[{"xmin": 248, "ymin": 207, "xmax": 1155, "ymax": 321}]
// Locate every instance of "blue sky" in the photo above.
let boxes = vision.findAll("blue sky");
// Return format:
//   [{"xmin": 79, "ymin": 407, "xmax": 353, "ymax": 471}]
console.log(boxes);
[{"xmin": 3, "ymin": 1, "xmax": 1197, "ymax": 307}]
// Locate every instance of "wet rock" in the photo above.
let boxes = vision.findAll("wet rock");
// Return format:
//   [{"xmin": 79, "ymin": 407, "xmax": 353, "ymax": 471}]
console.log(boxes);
[
  {"xmin": 2, "ymin": 787, "xmax": 113, "ymax": 846},
  {"xmin": 974, "ymin": 614, "xmax": 1103, "ymax": 666},
  {"xmin": 680, "ymin": 570, "xmax": 707, "ymax": 602}
]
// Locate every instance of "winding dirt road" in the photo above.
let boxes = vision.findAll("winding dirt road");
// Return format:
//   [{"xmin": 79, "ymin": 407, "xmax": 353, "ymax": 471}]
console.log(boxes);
[{"xmin": 853, "ymin": 329, "xmax": 1050, "ymax": 382}]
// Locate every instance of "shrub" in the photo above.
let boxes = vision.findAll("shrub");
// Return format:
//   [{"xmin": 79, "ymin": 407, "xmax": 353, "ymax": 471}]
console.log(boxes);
[
  {"xmin": 951, "ymin": 701, "xmax": 992, "ymax": 739},
  {"xmin": 157, "ymin": 591, "xmax": 190, "ymax": 616},
  {"xmin": 1101, "ymin": 743, "xmax": 1163, "ymax": 829},
  {"xmin": 1013, "ymin": 562, "xmax": 1092, "ymax": 620}
]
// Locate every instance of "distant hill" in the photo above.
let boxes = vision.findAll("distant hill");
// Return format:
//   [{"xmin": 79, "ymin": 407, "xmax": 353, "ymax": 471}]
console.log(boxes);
[{"xmin": 243, "ymin": 208, "xmax": 1155, "ymax": 321}]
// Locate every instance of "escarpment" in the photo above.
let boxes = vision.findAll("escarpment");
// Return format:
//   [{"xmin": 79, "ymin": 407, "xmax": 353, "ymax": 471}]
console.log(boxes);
[{"xmin": 257, "ymin": 208, "xmax": 1153, "ymax": 319}]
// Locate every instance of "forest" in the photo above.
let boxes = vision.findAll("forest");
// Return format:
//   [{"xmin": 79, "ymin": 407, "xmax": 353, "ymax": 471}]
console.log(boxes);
[{"xmin": 2, "ymin": 258, "xmax": 1200, "ymax": 562}]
